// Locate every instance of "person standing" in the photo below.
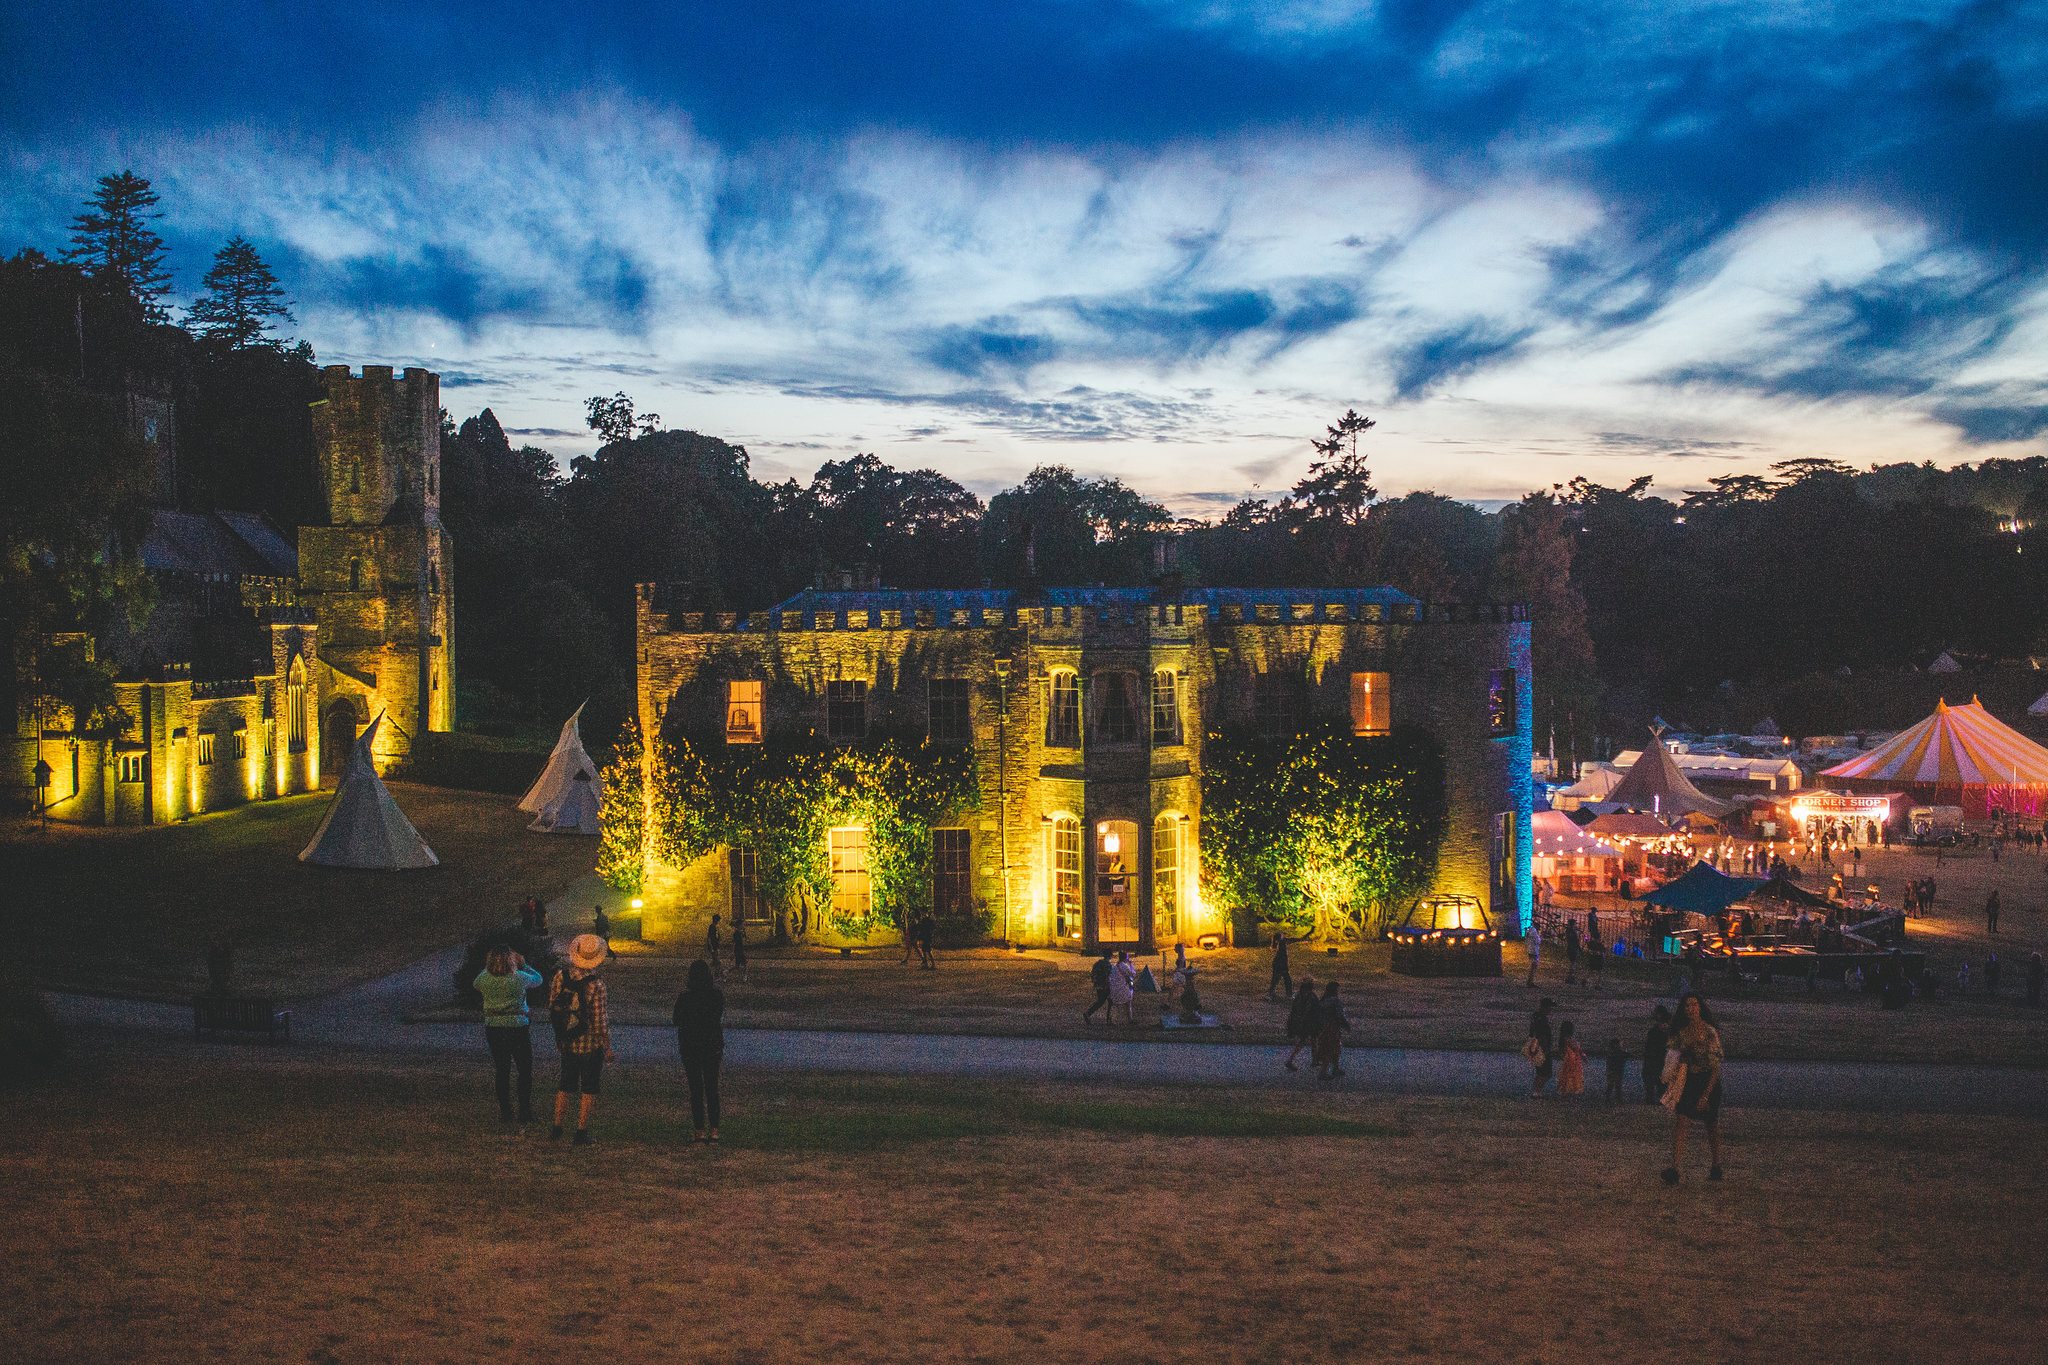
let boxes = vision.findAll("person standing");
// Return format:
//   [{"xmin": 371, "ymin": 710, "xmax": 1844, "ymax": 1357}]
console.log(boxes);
[
  {"xmin": 731, "ymin": 919, "xmax": 749, "ymax": 984},
  {"xmin": 1661, "ymin": 992, "xmax": 1726, "ymax": 1184},
  {"xmin": 1641, "ymin": 1005, "xmax": 1671, "ymax": 1105},
  {"xmin": 672, "ymin": 958, "xmax": 726, "ymax": 1144},
  {"xmin": 1083, "ymin": 948, "xmax": 1114, "ymax": 1024},
  {"xmin": 1313, "ymin": 981, "xmax": 1352, "ymax": 1081},
  {"xmin": 1587, "ymin": 907, "xmax": 1601, "ymax": 948},
  {"xmin": 1108, "ymin": 950, "xmax": 1137, "ymax": 1026},
  {"xmin": 917, "ymin": 912, "xmax": 937, "ymax": 970},
  {"xmin": 549, "ymin": 933, "xmax": 613, "ymax": 1145},
  {"xmin": 1283, "ymin": 976, "xmax": 1319, "ymax": 1072},
  {"xmin": 1267, "ymin": 928, "xmax": 1305, "ymax": 999},
  {"xmin": 1526, "ymin": 998, "xmax": 1556, "ymax": 1097},
  {"xmin": 1985, "ymin": 891, "xmax": 2001, "ymax": 934},
  {"xmin": 1603, "ymin": 1037, "xmax": 1627, "ymax": 1103},
  {"xmin": 706, "ymin": 913, "xmax": 725, "ymax": 981},
  {"xmin": 1557, "ymin": 1021, "xmax": 1585, "ymax": 1097},
  {"xmin": 475, "ymin": 947, "xmax": 542, "ymax": 1127},
  {"xmin": 1565, "ymin": 918, "xmax": 1582, "ymax": 985},
  {"xmin": 1525, "ymin": 925, "xmax": 1543, "ymax": 988}
]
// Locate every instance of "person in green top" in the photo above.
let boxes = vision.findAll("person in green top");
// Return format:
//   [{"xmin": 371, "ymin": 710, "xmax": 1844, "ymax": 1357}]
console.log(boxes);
[{"xmin": 475, "ymin": 947, "xmax": 543, "ymax": 1126}]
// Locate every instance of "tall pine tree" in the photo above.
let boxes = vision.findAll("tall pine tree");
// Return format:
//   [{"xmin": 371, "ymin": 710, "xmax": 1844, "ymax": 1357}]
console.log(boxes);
[
  {"xmin": 188, "ymin": 236, "xmax": 293, "ymax": 348},
  {"xmin": 64, "ymin": 171, "xmax": 173, "ymax": 321}
]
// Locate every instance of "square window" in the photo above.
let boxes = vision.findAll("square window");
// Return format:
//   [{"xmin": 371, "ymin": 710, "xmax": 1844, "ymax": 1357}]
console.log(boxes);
[
  {"xmin": 829, "ymin": 826, "xmax": 871, "ymax": 918},
  {"xmin": 1350, "ymin": 671, "xmax": 1391, "ymax": 736},
  {"xmin": 933, "ymin": 828, "xmax": 972, "ymax": 916},
  {"xmin": 826, "ymin": 680, "xmax": 867, "ymax": 741},
  {"xmin": 1257, "ymin": 671, "xmax": 1306, "ymax": 739},
  {"xmin": 726, "ymin": 679, "xmax": 764, "ymax": 744},
  {"xmin": 1046, "ymin": 673, "xmax": 1081, "ymax": 748},
  {"xmin": 928, "ymin": 679, "xmax": 971, "ymax": 746},
  {"xmin": 1150, "ymin": 670, "xmax": 1182, "ymax": 745},
  {"xmin": 1488, "ymin": 668, "xmax": 1517, "ymax": 735}
]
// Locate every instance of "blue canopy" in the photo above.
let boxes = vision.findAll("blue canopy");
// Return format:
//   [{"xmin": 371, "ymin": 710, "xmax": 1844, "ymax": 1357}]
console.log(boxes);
[{"xmin": 1640, "ymin": 861, "xmax": 1764, "ymax": 915}]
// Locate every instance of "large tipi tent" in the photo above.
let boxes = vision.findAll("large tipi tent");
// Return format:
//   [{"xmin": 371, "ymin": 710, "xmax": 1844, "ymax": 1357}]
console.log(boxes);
[
  {"xmin": 299, "ymin": 715, "xmax": 439, "ymax": 869},
  {"xmin": 521, "ymin": 703, "xmax": 599, "ymax": 814},
  {"xmin": 1603, "ymin": 730, "xmax": 1731, "ymax": 819},
  {"xmin": 1822, "ymin": 698, "xmax": 2048, "ymax": 818},
  {"xmin": 529, "ymin": 771, "xmax": 601, "ymax": 835}
]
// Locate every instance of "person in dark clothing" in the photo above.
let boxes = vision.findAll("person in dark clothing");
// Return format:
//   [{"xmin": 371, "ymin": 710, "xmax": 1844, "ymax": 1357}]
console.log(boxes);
[
  {"xmin": 1268, "ymin": 929, "xmax": 1307, "ymax": 999},
  {"xmin": 1528, "ymin": 999, "xmax": 1557, "ymax": 1097},
  {"xmin": 1082, "ymin": 949, "xmax": 1113, "ymax": 1023},
  {"xmin": 731, "ymin": 920, "xmax": 749, "ymax": 984},
  {"xmin": 672, "ymin": 958, "xmax": 727, "ymax": 1143},
  {"xmin": 1283, "ymin": 976, "xmax": 1319, "ymax": 1072},
  {"xmin": 1604, "ymin": 1037, "xmax": 1627, "ymax": 1103},
  {"xmin": 1565, "ymin": 919, "xmax": 1582, "ymax": 985},
  {"xmin": 1985, "ymin": 891, "xmax": 2000, "ymax": 934},
  {"xmin": 1642, "ymin": 1005, "xmax": 1672, "ymax": 1105},
  {"xmin": 917, "ymin": 912, "xmax": 937, "ymax": 970},
  {"xmin": 706, "ymin": 914, "xmax": 724, "ymax": 981},
  {"xmin": 1313, "ymin": 981, "xmax": 1352, "ymax": 1081}
]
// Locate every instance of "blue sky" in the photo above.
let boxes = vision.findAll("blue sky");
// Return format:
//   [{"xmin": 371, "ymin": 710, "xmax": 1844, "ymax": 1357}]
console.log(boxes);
[{"xmin": 4, "ymin": 1, "xmax": 2046, "ymax": 508}]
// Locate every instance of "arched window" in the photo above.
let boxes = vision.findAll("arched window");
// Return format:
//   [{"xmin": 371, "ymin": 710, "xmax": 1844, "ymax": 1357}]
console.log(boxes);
[
  {"xmin": 1153, "ymin": 814, "xmax": 1182, "ymax": 940},
  {"xmin": 286, "ymin": 656, "xmax": 307, "ymax": 753},
  {"xmin": 1049, "ymin": 814, "xmax": 1083, "ymax": 940},
  {"xmin": 1046, "ymin": 671, "xmax": 1081, "ymax": 748}
]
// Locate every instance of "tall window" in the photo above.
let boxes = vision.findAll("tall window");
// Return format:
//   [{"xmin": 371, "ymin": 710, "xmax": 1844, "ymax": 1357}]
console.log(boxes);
[
  {"xmin": 1488, "ymin": 668, "xmax": 1517, "ymax": 735},
  {"xmin": 1350, "ymin": 671, "xmax": 1391, "ymax": 736},
  {"xmin": 928, "ymin": 679, "xmax": 971, "ymax": 746},
  {"xmin": 1051, "ymin": 815, "xmax": 1083, "ymax": 939},
  {"xmin": 829, "ymin": 827, "xmax": 871, "ymax": 918},
  {"xmin": 232, "ymin": 728, "xmax": 248, "ymax": 759},
  {"xmin": 726, "ymin": 679, "xmax": 764, "ymax": 744},
  {"xmin": 119, "ymin": 753, "xmax": 144, "ymax": 784},
  {"xmin": 348, "ymin": 558, "xmax": 362, "ymax": 592},
  {"xmin": 198, "ymin": 733, "xmax": 216, "ymax": 766},
  {"xmin": 728, "ymin": 847, "xmax": 764, "ymax": 925},
  {"xmin": 1091, "ymin": 671, "xmax": 1140, "ymax": 746},
  {"xmin": 1492, "ymin": 812, "xmax": 1517, "ymax": 904},
  {"xmin": 826, "ymin": 680, "xmax": 867, "ymax": 741},
  {"xmin": 1153, "ymin": 815, "xmax": 1182, "ymax": 940},
  {"xmin": 287, "ymin": 657, "xmax": 307, "ymax": 753},
  {"xmin": 1046, "ymin": 672, "xmax": 1081, "ymax": 748},
  {"xmin": 1256, "ymin": 671, "xmax": 1306, "ymax": 739},
  {"xmin": 1151, "ymin": 670, "xmax": 1182, "ymax": 746},
  {"xmin": 933, "ymin": 828, "xmax": 972, "ymax": 917}
]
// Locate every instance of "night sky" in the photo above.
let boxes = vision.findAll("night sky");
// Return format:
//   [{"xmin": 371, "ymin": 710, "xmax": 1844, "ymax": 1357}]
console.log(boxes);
[{"xmin": 4, "ymin": 1, "xmax": 2045, "ymax": 508}]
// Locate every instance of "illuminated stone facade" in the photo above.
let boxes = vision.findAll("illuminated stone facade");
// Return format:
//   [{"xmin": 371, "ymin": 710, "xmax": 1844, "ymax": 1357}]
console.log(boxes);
[{"xmin": 635, "ymin": 585, "xmax": 1533, "ymax": 947}]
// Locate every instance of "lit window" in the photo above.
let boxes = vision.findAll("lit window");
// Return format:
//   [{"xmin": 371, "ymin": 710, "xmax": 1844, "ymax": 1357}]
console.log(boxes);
[
  {"xmin": 119, "ymin": 753, "xmax": 144, "ymax": 784},
  {"xmin": 1350, "ymin": 671, "xmax": 1391, "ymax": 736},
  {"xmin": 826, "ymin": 680, "xmax": 867, "ymax": 741},
  {"xmin": 1051, "ymin": 816, "xmax": 1083, "ymax": 939},
  {"xmin": 829, "ymin": 826, "xmax": 871, "ymax": 918},
  {"xmin": 726, "ymin": 680, "xmax": 764, "ymax": 744},
  {"xmin": 1493, "ymin": 812, "xmax": 1517, "ymax": 899},
  {"xmin": 198, "ymin": 733, "xmax": 216, "ymax": 766},
  {"xmin": 287, "ymin": 658, "xmax": 307, "ymax": 753},
  {"xmin": 928, "ymin": 679, "xmax": 971, "ymax": 746},
  {"xmin": 1046, "ymin": 672, "xmax": 1081, "ymax": 748},
  {"xmin": 1151, "ymin": 670, "xmax": 1182, "ymax": 745},
  {"xmin": 1091, "ymin": 672, "xmax": 1141, "ymax": 746},
  {"xmin": 933, "ymin": 828, "xmax": 972, "ymax": 916},
  {"xmin": 1153, "ymin": 815, "xmax": 1181, "ymax": 940},
  {"xmin": 1488, "ymin": 669, "xmax": 1517, "ymax": 736}
]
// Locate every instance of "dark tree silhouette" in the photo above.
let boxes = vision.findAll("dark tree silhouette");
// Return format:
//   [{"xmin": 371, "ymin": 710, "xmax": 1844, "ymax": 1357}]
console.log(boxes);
[
  {"xmin": 187, "ymin": 236, "xmax": 293, "ymax": 348},
  {"xmin": 64, "ymin": 171, "xmax": 173, "ymax": 320}
]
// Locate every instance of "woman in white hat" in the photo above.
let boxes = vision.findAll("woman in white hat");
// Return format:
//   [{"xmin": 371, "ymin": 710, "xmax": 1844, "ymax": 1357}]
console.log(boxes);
[{"xmin": 549, "ymin": 933, "xmax": 613, "ymax": 1145}]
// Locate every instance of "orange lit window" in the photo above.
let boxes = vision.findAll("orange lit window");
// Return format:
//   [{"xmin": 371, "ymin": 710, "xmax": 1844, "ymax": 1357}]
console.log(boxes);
[{"xmin": 1350, "ymin": 671, "xmax": 1390, "ymax": 736}]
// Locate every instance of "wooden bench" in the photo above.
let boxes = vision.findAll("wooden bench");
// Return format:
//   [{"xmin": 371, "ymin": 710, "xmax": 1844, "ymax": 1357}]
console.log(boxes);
[{"xmin": 193, "ymin": 995, "xmax": 291, "ymax": 1043}]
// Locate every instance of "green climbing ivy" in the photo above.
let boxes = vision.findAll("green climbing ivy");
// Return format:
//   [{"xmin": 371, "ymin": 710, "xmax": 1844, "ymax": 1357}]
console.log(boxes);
[{"xmin": 1201, "ymin": 720, "xmax": 1446, "ymax": 941}]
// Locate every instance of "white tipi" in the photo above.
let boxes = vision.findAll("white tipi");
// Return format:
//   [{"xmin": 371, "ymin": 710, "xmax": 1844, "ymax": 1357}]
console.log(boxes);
[
  {"xmin": 299, "ymin": 714, "xmax": 439, "ymax": 870},
  {"xmin": 520, "ymin": 703, "xmax": 599, "ymax": 814},
  {"xmin": 529, "ymin": 770, "xmax": 601, "ymax": 835}
]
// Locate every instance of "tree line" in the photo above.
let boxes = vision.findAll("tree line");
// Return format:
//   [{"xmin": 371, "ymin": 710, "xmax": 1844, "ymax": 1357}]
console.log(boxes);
[{"xmin": 7, "ymin": 171, "xmax": 2048, "ymax": 760}]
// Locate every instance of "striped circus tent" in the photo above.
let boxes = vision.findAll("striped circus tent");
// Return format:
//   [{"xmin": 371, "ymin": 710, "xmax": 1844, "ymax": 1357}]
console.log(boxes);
[{"xmin": 1822, "ymin": 698, "xmax": 2048, "ymax": 818}]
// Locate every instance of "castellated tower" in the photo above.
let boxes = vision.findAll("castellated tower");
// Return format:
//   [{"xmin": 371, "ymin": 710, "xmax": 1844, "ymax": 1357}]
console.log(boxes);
[{"xmin": 298, "ymin": 365, "xmax": 455, "ymax": 771}]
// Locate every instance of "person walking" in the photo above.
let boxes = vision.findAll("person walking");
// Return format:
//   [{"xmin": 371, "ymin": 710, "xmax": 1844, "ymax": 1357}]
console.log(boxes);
[
  {"xmin": 1525, "ymin": 925, "xmax": 1543, "ymax": 988},
  {"xmin": 917, "ymin": 912, "xmax": 937, "ymax": 970},
  {"xmin": 1565, "ymin": 918, "xmax": 1582, "ymax": 985},
  {"xmin": 1526, "ymin": 998, "xmax": 1556, "ymax": 1097},
  {"xmin": 1985, "ymin": 891, "xmax": 2001, "ymax": 934},
  {"xmin": 706, "ymin": 913, "xmax": 725, "ymax": 981},
  {"xmin": 1313, "ymin": 981, "xmax": 1352, "ymax": 1081},
  {"xmin": 731, "ymin": 919, "xmax": 749, "ymax": 984},
  {"xmin": 1557, "ymin": 1021, "xmax": 1585, "ymax": 1097},
  {"xmin": 2027, "ymin": 952, "xmax": 2044, "ymax": 1007},
  {"xmin": 1108, "ymin": 950, "xmax": 1137, "ymax": 1026},
  {"xmin": 1641, "ymin": 1005, "xmax": 1671, "ymax": 1105},
  {"xmin": 1283, "ymin": 976, "xmax": 1319, "ymax": 1071},
  {"xmin": 1083, "ymin": 948, "xmax": 1114, "ymax": 1024},
  {"xmin": 475, "ymin": 947, "xmax": 542, "ymax": 1127},
  {"xmin": 1267, "ymin": 927, "xmax": 1306, "ymax": 999},
  {"xmin": 1661, "ymin": 992, "xmax": 1726, "ymax": 1184},
  {"xmin": 1603, "ymin": 1037, "xmax": 1627, "ymax": 1103},
  {"xmin": 672, "ymin": 958, "xmax": 726, "ymax": 1144},
  {"xmin": 549, "ymin": 933, "xmax": 613, "ymax": 1145}
]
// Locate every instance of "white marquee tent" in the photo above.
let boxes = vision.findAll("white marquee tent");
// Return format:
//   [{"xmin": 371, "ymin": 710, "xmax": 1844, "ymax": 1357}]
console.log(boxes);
[
  {"xmin": 521, "ymin": 703, "xmax": 600, "ymax": 814},
  {"xmin": 299, "ymin": 714, "xmax": 439, "ymax": 870}
]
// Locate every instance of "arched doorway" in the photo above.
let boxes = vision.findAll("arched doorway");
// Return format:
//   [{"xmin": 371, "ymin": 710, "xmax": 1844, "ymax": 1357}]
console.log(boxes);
[{"xmin": 322, "ymin": 697, "xmax": 360, "ymax": 785}]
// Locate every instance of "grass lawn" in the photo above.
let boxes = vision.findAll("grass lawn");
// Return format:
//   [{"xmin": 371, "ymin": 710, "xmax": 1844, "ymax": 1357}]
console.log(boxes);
[
  {"xmin": 0, "ymin": 784, "xmax": 595, "ymax": 1000},
  {"xmin": 4, "ymin": 1036, "xmax": 2044, "ymax": 1362}
]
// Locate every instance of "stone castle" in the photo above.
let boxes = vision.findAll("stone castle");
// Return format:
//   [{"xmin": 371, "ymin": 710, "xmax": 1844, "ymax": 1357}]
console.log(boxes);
[
  {"xmin": 633, "ymin": 585, "xmax": 1533, "ymax": 948},
  {"xmin": 7, "ymin": 365, "xmax": 454, "ymax": 824}
]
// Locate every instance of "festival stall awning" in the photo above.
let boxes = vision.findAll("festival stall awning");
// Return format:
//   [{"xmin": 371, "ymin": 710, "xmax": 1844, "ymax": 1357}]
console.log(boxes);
[{"xmin": 1639, "ymin": 861, "xmax": 1763, "ymax": 914}]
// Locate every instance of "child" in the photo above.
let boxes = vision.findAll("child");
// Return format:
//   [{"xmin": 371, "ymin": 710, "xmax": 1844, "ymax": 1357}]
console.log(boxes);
[
  {"xmin": 1558, "ymin": 1020, "xmax": 1586, "ymax": 1097},
  {"xmin": 1604, "ymin": 1036, "xmax": 1626, "ymax": 1103}
]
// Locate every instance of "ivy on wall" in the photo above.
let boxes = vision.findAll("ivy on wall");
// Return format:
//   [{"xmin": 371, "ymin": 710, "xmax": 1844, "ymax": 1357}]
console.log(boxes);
[
  {"xmin": 600, "ymin": 720, "xmax": 980, "ymax": 940},
  {"xmin": 1201, "ymin": 720, "xmax": 1447, "ymax": 941}
]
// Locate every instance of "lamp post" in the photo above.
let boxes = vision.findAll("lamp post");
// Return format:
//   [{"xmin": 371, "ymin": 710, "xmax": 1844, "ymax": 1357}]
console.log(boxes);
[{"xmin": 994, "ymin": 655, "xmax": 1012, "ymax": 945}]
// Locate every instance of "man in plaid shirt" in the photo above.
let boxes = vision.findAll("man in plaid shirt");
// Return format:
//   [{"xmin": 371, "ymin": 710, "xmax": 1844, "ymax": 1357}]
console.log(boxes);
[{"xmin": 550, "ymin": 933, "xmax": 613, "ymax": 1145}]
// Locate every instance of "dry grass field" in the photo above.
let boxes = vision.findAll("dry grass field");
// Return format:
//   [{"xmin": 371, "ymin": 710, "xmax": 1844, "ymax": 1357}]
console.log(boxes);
[
  {"xmin": 0, "ymin": 784, "xmax": 592, "ymax": 999},
  {"xmin": 3, "ymin": 1035, "xmax": 2043, "ymax": 1363}
]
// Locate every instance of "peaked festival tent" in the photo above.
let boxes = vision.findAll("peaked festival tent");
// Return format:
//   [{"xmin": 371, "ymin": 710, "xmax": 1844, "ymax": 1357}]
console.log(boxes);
[
  {"xmin": 1822, "ymin": 698, "xmax": 2048, "ymax": 818},
  {"xmin": 529, "ymin": 770, "xmax": 601, "ymax": 835},
  {"xmin": 1639, "ymin": 861, "xmax": 1762, "ymax": 915},
  {"xmin": 1603, "ymin": 731, "xmax": 1731, "ymax": 819},
  {"xmin": 299, "ymin": 715, "xmax": 439, "ymax": 869},
  {"xmin": 521, "ymin": 703, "xmax": 598, "ymax": 814},
  {"xmin": 2029, "ymin": 690, "xmax": 2048, "ymax": 719}
]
